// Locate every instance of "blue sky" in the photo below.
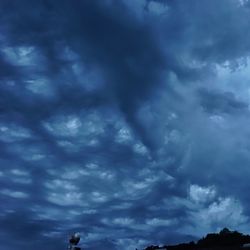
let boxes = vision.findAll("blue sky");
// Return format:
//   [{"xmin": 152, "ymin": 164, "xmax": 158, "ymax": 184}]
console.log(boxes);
[{"xmin": 1, "ymin": 0, "xmax": 250, "ymax": 249}]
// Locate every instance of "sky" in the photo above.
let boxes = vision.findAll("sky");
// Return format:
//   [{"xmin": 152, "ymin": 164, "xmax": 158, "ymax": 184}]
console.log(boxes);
[{"xmin": 2, "ymin": 0, "xmax": 250, "ymax": 249}]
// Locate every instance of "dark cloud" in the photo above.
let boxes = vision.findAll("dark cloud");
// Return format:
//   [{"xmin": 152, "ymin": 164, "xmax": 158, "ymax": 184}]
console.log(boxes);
[
  {"xmin": 198, "ymin": 88, "xmax": 249, "ymax": 114},
  {"xmin": 1, "ymin": 0, "xmax": 250, "ymax": 249}
]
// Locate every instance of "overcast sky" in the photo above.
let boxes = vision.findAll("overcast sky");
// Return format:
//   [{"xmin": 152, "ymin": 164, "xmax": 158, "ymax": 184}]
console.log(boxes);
[{"xmin": 2, "ymin": 0, "xmax": 250, "ymax": 249}]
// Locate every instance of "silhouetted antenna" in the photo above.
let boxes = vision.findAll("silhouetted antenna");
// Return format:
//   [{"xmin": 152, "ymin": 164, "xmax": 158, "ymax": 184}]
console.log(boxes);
[{"xmin": 68, "ymin": 232, "xmax": 81, "ymax": 250}]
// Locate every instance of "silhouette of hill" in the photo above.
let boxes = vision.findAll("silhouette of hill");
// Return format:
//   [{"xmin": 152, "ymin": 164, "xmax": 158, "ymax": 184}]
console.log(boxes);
[{"xmin": 144, "ymin": 228, "xmax": 250, "ymax": 250}]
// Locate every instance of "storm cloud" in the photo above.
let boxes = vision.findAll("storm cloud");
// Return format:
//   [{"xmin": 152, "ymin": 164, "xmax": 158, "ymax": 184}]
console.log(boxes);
[{"xmin": 1, "ymin": 0, "xmax": 250, "ymax": 249}]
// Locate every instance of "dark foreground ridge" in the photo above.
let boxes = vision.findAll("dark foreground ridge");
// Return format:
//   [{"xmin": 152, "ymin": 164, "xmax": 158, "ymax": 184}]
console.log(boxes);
[{"xmin": 144, "ymin": 228, "xmax": 250, "ymax": 250}]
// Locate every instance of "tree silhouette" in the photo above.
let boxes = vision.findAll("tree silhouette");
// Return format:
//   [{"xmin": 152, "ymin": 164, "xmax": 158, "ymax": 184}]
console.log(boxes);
[{"xmin": 144, "ymin": 228, "xmax": 250, "ymax": 250}]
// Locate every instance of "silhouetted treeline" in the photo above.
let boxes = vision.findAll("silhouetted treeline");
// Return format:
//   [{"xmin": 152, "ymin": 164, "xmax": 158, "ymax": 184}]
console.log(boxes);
[{"xmin": 144, "ymin": 228, "xmax": 250, "ymax": 250}]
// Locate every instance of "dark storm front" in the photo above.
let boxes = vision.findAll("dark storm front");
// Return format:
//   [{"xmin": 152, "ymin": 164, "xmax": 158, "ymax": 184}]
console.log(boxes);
[{"xmin": 3, "ymin": 0, "xmax": 250, "ymax": 249}]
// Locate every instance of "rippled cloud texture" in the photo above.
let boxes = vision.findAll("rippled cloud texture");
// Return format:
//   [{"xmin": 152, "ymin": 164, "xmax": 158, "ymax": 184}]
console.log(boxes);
[{"xmin": 1, "ymin": 0, "xmax": 250, "ymax": 249}]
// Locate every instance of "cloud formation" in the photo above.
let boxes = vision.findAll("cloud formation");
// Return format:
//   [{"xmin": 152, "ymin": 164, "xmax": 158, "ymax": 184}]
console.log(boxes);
[{"xmin": 1, "ymin": 0, "xmax": 250, "ymax": 249}]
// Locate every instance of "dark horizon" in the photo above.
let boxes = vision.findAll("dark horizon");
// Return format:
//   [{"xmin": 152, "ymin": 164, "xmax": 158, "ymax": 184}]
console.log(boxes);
[
  {"xmin": 145, "ymin": 228, "xmax": 250, "ymax": 250},
  {"xmin": 1, "ymin": 1, "xmax": 250, "ymax": 249}
]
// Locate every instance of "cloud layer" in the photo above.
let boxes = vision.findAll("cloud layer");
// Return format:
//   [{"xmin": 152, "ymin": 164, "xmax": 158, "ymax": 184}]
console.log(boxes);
[{"xmin": 1, "ymin": 0, "xmax": 250, "ymax": 249}]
